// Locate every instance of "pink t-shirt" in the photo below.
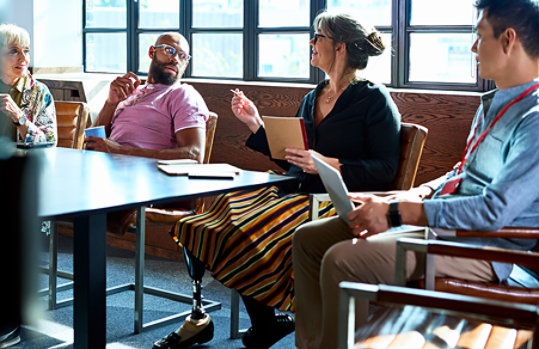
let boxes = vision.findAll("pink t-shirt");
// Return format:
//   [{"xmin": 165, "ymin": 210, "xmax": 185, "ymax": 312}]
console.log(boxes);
[{"xmin": 109, "ymin": 83, "xmax": 209, "ymax": 149}]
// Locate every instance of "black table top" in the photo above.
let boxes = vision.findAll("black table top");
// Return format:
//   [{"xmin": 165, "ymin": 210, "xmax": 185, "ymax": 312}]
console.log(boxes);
[{"xmin": 37, "ymin": 147, "xmax": 293, "ymax": 220}]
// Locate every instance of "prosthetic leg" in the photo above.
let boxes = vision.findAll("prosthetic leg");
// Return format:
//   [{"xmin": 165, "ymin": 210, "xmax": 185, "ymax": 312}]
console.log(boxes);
[
  {"xmin": 183, "ymin": 245, "xmax": 208, "ymax": 320},
  {"xmin": 153, "ymin": 246, "xmax": 214, "ymax": 349}
]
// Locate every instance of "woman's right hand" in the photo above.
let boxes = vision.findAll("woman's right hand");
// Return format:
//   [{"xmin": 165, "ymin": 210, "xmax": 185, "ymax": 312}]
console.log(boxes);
[{"xmin": 230, "ymin": 89, "xmax": 262, "ymax": 133}]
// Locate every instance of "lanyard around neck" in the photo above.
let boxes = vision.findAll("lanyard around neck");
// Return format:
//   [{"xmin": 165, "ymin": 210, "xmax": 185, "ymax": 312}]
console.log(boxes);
[{"xmin": 457, "ymin": 82, "xmax": 539, "ymax": 174}]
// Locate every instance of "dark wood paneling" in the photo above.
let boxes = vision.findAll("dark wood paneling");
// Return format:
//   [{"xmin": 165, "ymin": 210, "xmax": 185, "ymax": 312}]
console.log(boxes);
[
  {"xmin": 188, "ymin": 80, "xmax": 480, "ymax": 185},
  {"xmin": 390, "ymin": 91, "xmax": 479, "ymax": 183},
  {"xmin": 188, "ymin": 81, "xmax": 313, "ymax": 174}
]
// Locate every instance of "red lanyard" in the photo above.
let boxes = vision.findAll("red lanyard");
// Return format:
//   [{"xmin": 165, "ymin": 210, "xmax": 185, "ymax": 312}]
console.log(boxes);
[{"xmin": 456, "ymin": 82, "xmax": 539, "ymax": 174}]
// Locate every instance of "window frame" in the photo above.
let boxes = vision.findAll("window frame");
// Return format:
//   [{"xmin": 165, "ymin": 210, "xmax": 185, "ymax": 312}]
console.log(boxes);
[{"xmin": 82, "ymin": 0, "xmax": 493, "ymax": 92}]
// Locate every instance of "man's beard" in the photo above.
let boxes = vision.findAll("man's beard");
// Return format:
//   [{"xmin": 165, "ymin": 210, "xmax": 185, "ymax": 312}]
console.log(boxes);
[{"xmin": 150, "ymin": 58, "xmax": 180, "ymax": 85}]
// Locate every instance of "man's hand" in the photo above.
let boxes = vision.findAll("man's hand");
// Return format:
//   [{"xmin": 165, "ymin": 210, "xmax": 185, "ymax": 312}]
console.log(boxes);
[
  {"xmin": 347, "ymin": 193, "xmax": 391, "ymax": 238},
  {"xmin": 107, "ymin": 72, "xmax": 141, "ymax": 105},
  {"xmin": 85, "ymin": 136, "xmax": 122, "ymax": 153}
]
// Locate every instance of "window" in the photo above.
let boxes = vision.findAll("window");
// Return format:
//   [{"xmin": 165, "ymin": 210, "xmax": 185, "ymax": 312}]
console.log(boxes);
[{"xmin": 83, "ymin": 0, "xmax": 489, "ymax": 91}]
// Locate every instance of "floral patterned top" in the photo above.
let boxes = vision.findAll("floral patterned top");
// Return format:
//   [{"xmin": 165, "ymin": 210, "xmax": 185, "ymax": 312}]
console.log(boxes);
[{"xmin": 4, "ymin": 74, "xmax": 57, "ymax": 144}]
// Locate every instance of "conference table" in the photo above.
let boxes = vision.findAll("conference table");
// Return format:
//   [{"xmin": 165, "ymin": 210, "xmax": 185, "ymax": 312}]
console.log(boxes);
[{"xmin": 37, "ymin": 147, "xmax": 293, "ymax": 349}]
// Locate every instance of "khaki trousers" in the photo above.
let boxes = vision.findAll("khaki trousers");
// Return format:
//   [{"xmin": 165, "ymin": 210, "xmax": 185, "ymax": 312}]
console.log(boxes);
[{"xmin": 292, "ymin": 216, "xmax": 496, "ymax": 349}]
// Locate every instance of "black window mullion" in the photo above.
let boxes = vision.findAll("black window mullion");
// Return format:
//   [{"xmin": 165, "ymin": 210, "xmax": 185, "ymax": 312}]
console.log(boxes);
[
  {"xmin": 397, "ymin": 0, "xmax": 407, "ymax": 88},
  {"xmin": 182, "ymin": 0, "xmax": 192, "ymax": 77},
  {"xmin": 311, "ymin": 0, "xmax": 325, "ymax": 84},
  {"xmin": 245, "ymin": 0, "xmax": 256, "ymax": 80},
  {"xmin": 127, "ymin": 0, "xmax": 137, "ymax": 73},
  {"xmin": 387, "ymin": 0, "xmax": 398, "ymax": 88}
]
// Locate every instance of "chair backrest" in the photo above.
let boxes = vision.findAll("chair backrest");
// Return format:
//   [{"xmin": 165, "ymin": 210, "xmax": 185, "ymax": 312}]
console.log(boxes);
[
  {"xmin": 54, "ymin": 101, "xmax": 90, "ymax": 149},
  {"xmin": 203, "ymin": 112, "xmax": 218, "ymax": 164},
  {"xmin": 392, "ymin": 122, "xmax": 428, "ymax": 190}
]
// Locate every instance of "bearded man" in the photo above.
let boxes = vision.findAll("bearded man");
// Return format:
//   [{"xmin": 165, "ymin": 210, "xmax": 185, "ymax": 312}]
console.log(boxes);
[{"xmin": 86, "ymin": 32, "xmax": 208, "ymax": 161}]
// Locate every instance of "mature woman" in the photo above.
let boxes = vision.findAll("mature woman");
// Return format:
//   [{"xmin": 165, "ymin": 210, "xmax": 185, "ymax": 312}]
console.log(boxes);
[
  {"xmin": 0, "ymin": 24, "xmax": 56, "ymax": 145},
  {"xmin": 153, "ymin": 11, "xmax": 401, "ymax": 349}
]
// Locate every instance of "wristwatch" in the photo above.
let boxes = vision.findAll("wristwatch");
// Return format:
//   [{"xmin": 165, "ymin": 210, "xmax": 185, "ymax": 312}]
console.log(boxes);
[
  {"xmin": 387, "ymin": 201, "xmax": 402, "ymax": 227},
  {"xmin": 13, "ymin": 115, "xmax": 27, "ymax": 126}
]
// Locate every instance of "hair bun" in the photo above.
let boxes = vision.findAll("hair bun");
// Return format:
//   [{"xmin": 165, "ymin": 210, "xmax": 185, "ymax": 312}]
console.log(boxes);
[{"xmin": 365, "ymin": 32, "xmax": 385, "ymax": 57}]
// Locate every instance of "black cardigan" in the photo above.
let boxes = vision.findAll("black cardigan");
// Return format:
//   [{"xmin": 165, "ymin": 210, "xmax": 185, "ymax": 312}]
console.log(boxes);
[{"xmin": 246, "ymin": 80, "xmax": 401, "ymax": 194}]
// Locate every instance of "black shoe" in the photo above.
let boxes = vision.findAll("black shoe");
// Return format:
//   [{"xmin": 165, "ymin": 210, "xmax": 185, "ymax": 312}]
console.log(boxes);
[
  {"xmin": 0, "ymin": 326, "xmax": 21, "ymax": 349},
  {"xmin": 242, "ymin": 314, "xmax": 295, "ymax": 349},
  {"xmin": 153, "ymin": 320, "xmax": 214, "ymax": 349}
]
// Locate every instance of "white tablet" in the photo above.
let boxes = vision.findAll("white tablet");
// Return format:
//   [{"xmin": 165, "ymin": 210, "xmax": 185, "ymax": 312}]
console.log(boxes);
[{"xmin": 312, "ymin": 154, "xmax": 355, "ymax": 223}]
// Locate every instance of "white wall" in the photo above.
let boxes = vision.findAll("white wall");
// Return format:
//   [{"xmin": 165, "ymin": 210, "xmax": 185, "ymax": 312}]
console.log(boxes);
[{"xmin": 2, "ymin": 0, "xmax": 82, "ymax": 70}]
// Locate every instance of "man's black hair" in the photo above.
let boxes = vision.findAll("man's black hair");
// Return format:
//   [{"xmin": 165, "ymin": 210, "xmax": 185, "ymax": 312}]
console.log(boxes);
[{"xmin": 475, "ymin": 0, "xmax": 539, "ymax": 58}]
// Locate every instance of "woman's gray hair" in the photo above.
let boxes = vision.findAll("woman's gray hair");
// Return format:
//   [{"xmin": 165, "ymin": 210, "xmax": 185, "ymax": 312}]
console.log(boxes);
[
  {"xmin": 0, "ymin": 24, "xmax": 31, "ymax": 51},
  {"xmin": 313, "ymin": 11, "xmax": 385, "ymax": 70}
]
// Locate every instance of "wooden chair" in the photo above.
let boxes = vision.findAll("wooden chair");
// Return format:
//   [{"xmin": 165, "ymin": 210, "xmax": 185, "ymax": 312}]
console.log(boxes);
[
  {"xmin": 309, "ymin": 122, "xmax": 428, "ymax": 220},
  {"xmin": 54, "ymin": 101, "xmax": 90, "ymax": 149},
  {"xmin": 395, "ymin": 229, "xmax": 539, "ymax": 304},
  {"xmin": 338, "ymin": 282, "xmax": 539, "ymax": 349},
  {"xmin": 39, "ymin": 101, "xmax": 90, "ymax": 309},
  {"xmin": 45, "ymin": 113, "xmax": 221, "ymax": 331},
  {"xmin": 338, "ymin": 235, "xmax": 539, "ymax": 348},
  {"xmin": 107, "ymin": 111, "xmax": 219, "ymax": 235}
]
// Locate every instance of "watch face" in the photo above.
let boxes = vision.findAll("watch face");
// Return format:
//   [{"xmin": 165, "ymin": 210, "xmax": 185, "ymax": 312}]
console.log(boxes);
[{"xmin": 18, "ymin": 116, "xmax": 27, "ymax": 126}]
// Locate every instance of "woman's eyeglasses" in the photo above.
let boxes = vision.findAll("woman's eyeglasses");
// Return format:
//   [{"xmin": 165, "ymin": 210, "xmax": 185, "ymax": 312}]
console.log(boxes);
[
  {"xmin": 154, "ymin": 44, "xmax": 191, "ymax": 61},
  {"xmin": 312, "ymin": 33, "xmax": 334, "ymax": 44}
]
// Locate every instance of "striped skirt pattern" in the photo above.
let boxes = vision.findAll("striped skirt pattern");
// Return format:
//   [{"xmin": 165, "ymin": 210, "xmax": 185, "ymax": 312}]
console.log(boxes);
[{"xmin": 172, "ymin": 185, "xmax": 335, "ymax": 312}]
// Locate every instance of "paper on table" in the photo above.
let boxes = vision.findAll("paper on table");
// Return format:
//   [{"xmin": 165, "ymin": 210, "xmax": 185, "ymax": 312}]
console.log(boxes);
[
  {"xmin": 158, "ymin": 163, "xmax": 242, "ymax": 178},
  {"xmin": 262, "ymin": 116, "xmax": 308, "ymax": 160},
  {"xmin": 157, "ymin": 158, "xmax": 198, "ymax": 165}
]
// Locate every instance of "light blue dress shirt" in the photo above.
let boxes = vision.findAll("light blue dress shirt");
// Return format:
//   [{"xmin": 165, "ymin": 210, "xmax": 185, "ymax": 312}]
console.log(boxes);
[{"xmin": 423, "ymin": 79, "xmax": 539, "ymax": 280}]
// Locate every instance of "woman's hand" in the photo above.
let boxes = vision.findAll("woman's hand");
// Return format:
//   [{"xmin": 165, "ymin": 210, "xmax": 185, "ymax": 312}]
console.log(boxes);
[
  {"xmin": 230, "ymin": 89, "xmax": 262, "ymax": 133},
  {"xmin": 107, "ymin": 72, "xmax": 140, "ymax": 105},
  {"xmin": 285, "ymin": 149, "xmax": 339, "ymax": 174},
  {"xmin": 0, "ymin": 93, "xmax": 24, "ymax": 123}
]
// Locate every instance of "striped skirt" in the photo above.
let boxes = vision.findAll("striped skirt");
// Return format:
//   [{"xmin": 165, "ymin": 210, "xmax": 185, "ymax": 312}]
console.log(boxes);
[{"xmin": 172, "ymin": 185, "xmax": 335, "ymax": 312}]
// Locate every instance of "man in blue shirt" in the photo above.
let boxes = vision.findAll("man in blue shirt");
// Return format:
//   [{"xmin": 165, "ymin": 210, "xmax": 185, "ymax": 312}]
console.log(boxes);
[{"xmin": 292, "ymin": 0, "xmax": 539, "ymax": 348}]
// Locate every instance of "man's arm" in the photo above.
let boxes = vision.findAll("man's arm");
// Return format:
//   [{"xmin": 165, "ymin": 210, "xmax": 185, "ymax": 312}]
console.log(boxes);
[
  {"xmin": 93, "ymin": 72, "xmax": 141, "ymax": 135},
  {"xmin": 345, "ymin": 168, "xmax": 456, "ymax": 237},
  {"xmin": 85, "ymin": 127, "xmax": 206, "ymax": 161},
  {"xmin": 347, "ymin": 193, "xmax": 428, "ymax": 238}
]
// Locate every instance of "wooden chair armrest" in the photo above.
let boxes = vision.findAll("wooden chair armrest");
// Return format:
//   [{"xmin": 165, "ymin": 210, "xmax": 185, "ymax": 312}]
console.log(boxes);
[
  {"xmin": 338, "ymin": 282, "xmax": 539, "ymax": 349},
  {"xmin": 456, "ymin": 227, "xmax": 539, "ymax": 239},
  {"xmin": 395, "ymin": 238, "xmax": 539, "ymax": 288},
  {"xmin": 144, "ymin": 207, "xmax": 197, "ymax": 224},
  {"xmin": 398, "ymin": 238, "xmax": 539, "ymax": 267}
]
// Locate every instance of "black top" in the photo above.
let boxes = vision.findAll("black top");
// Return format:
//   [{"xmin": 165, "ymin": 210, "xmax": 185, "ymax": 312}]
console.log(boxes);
[{"xmin": 246, "ymin": 80, "xmax": 401, "ymax": 193}]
